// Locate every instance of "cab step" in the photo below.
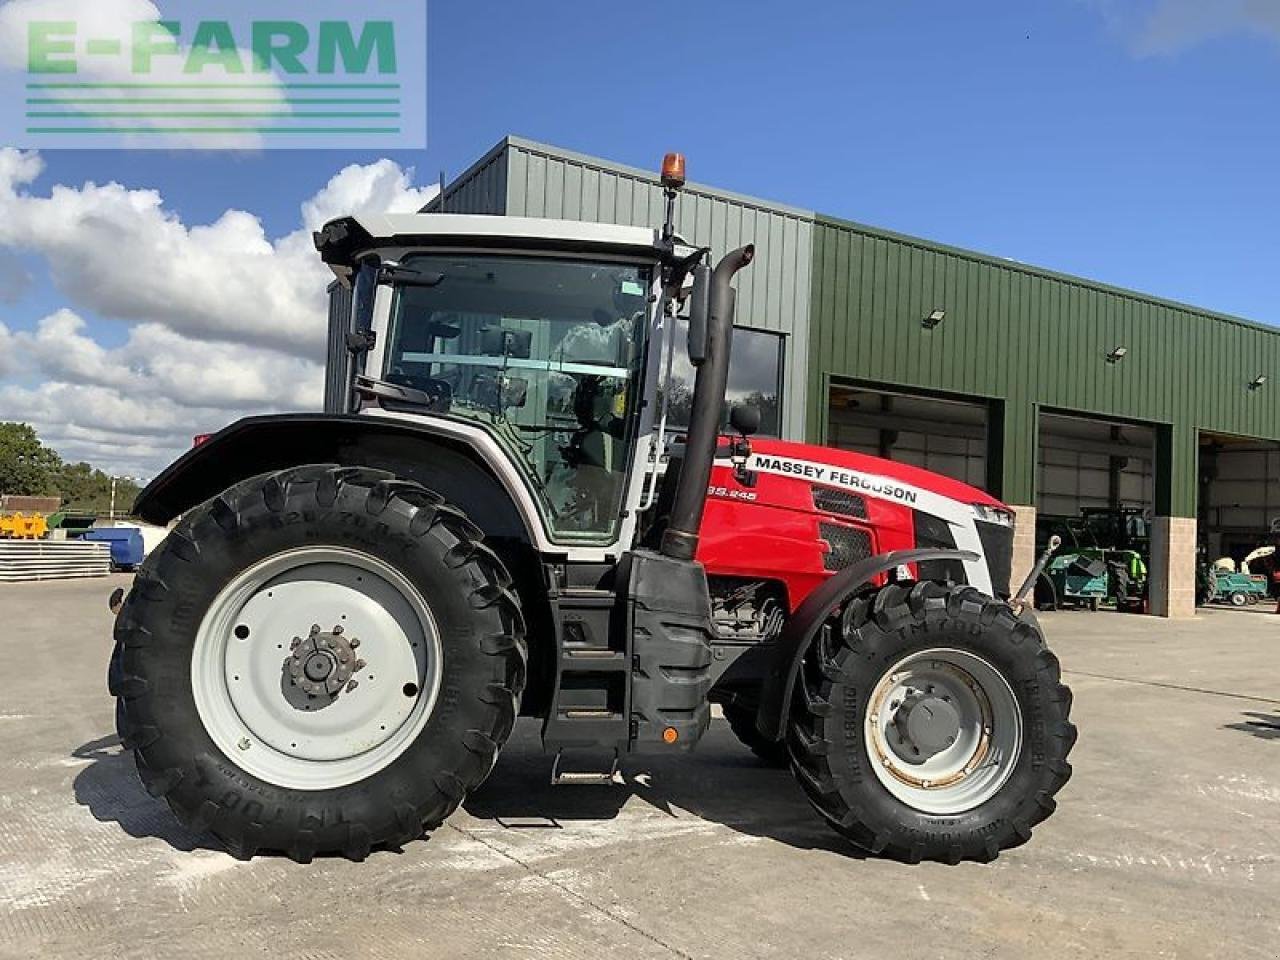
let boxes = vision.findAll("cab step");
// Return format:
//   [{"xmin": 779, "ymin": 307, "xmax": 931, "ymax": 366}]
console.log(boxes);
[{"xmin": 550, "ymin": 749, "xmax": 620, "ymax": 786}]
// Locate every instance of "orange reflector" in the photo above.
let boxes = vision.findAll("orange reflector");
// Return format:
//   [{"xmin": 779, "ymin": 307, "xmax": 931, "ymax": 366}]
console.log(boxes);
[
  {"xmin": 662, "ymin": 726, "xmax": 679, "ymax": 744},
  {"xmin": 660, "ymin": 152, "xmax": 686, "ymax": 189}
]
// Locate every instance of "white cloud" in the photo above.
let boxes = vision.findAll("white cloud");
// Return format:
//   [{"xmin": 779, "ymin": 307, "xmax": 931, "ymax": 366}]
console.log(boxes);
[
  {"xmin": 0, "ymin": 150, "xmax": 436, "ymax": 359},
  {"xmin": 0, "ymin": 321, "xmax": 15, "ymax": 377},
  {"xmin": 0, "ymin": 154, "xmax": 438, "ymax": 478},
  {"xmin": 1085, "ymin": 0, "xmax": 1280, "ymax": 55}
]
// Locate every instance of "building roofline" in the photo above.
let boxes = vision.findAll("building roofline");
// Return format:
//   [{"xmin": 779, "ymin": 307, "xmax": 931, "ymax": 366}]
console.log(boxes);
[
  {"xmin": 433, "ymin": 134, "xmax": 1279, "ymax": 338},
  {"xmin": 815, "ymin": 212, "xmax": 1280, "ymax": 338}
]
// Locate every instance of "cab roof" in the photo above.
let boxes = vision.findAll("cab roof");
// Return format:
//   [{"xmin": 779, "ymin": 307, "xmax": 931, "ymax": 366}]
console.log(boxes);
[{"xmin": 315, "ymin": 212, "xmax": 676, "ymax": 272}]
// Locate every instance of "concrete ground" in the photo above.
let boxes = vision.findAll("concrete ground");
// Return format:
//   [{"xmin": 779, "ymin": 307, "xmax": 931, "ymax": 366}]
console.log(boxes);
[{"xmin": 2, "ymin": 575, "xmax": 1278, "ymax": 960}]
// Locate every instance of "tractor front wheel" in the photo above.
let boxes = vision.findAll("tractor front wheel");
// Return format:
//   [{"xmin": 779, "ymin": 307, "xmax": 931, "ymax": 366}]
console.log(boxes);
[
  {"xmin": 787, "ymin": 582, "xmax": 1075, "ymax": 863},
  {"xmin": 110, "ymin": 465, "xmax": 526, "ymax": 861}
]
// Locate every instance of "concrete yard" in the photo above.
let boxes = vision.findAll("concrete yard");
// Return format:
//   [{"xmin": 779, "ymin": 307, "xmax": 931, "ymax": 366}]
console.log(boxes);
[{"xmin": 2, "ymin": 575, "xmax": 1278, "ymax": 960}]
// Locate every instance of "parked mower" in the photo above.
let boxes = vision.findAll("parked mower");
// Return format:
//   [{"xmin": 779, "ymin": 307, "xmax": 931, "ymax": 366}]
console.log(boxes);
[
  {"xmin": 1203, "ymin": 562, "xmax": 1270, "ymax": 606},
  {"xmin": 107, "ymin": 154, "xmax": 1074, "ymax": 865}
]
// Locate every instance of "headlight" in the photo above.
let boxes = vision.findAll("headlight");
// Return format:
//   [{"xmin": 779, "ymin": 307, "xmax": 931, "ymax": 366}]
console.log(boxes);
[{"xmin": 972, "ymin": 503, "xmax": 1014, "ymax": 527}]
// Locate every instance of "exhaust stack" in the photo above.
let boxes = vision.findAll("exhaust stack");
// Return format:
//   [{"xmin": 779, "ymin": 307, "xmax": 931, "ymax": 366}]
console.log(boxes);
[{"xmin": 660, "ymin": 243, "xmax": 755, "ymax": 562}]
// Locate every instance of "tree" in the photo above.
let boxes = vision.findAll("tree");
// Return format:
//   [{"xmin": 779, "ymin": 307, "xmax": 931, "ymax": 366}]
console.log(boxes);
[
  {"xmin": 0, "ymin": 422, "xmax": 62, "ymax": 496},
  {"xmin": 53, "ymin": 461, "xmax": 142, "ymax": 516},
  {"xmin": 0, "ymin": 422, "xmax": 141, "ymax": 516}
]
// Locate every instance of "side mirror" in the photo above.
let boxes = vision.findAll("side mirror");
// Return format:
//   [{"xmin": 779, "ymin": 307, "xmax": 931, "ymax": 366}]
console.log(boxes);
[
  {"xmin": 729, "ymin": 403, "xmax": 761, "ymax": 437},
  {"xmin": 480, "ymin": 326, "xmax": 533, "ymax": 359},
  {"xmin": 686, "ymin": 263, "xmax": 710, "ymax": 366}
]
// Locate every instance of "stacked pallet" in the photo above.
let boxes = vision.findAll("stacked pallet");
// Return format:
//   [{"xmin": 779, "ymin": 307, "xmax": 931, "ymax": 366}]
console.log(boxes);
[{"xmin": 0, "ymin": 540, "xmax": 112, "ymax": 582}]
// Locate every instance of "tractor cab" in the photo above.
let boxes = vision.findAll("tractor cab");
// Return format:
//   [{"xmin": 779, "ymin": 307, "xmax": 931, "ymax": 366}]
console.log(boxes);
[{"xmin": 316, "ymin": 213, "xmax": 688, "ymax": 551}]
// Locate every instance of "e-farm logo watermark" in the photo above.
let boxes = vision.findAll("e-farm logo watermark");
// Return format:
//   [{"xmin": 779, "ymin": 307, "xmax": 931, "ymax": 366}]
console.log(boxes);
[{"xmin": 1, "ymin": 0, "xmax": 425, "ymax": 149}]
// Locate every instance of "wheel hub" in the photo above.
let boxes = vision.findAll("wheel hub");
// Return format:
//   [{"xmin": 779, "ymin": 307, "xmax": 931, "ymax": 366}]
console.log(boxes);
[
  {"xmin": 865, "ymin": 648, "xmax": 1023, "ymax": 815},
  {"xmin": 894, "ymin": 692, "xmax": 960, "ymax": 756},
  {"xmin": 288, "ymin": 623, "xmax": 366, "ymax": 698}
]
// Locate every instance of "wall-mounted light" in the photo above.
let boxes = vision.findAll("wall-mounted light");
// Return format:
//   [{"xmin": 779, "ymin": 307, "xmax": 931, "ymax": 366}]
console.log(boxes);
[
  {"xmin": 922, "ymin": 308, "xmax": 946, "ymax": 329},
  {"xmin": 1249, "ymin": 374, "xmax": 1268, "ymax": 390},
  {"xmin": 1105, "ymin": 346, "xmax": 1128, "ymax": 364}
]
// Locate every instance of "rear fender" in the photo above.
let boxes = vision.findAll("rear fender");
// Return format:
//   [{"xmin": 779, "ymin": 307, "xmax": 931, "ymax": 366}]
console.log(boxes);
[
  {"xmin": 134, "ymin": 413, "xmax": 536, "ymax": 544},
  {"xmin": 754, "ymin": 548, "xmax": 979, "ymax": 741}
]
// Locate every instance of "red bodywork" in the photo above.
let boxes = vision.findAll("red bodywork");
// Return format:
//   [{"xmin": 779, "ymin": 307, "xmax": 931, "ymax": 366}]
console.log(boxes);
[{"xmin": 695, "ymin": 437, "xmax": 1008, "ymax": 614}]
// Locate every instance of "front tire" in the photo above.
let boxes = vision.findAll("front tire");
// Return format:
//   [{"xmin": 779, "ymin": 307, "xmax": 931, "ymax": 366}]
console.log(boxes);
[
  {"xmin": 787, "ymin": 582, "xmax": 1075, "ymax": 863},
  {"xmin": 112, "ymin": 465, "xmax": 526, "ymax": 861}
]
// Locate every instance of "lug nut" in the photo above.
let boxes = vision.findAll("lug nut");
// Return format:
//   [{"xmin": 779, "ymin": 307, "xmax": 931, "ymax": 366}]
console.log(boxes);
[
  {"xmin": 237, "ymin": 738, "xmax": 250, "ymax": 751},
  {"xmin": 346, "ymin": 680, "xmax": 359, "ymax": 693},
  {"xmin": 354, "ymin": 659, "xmax": 366, "ymax": 672},
  {"xmin": 350, "ymin": 638, "xmax": 360, "ymax": 649},
  {"xmin": 333, "ymin": 625, "xmax": 343, "ymax": 634},
  {"xmin": 310, "ymin": 624, "xmax": 320, "ymax": 636}
]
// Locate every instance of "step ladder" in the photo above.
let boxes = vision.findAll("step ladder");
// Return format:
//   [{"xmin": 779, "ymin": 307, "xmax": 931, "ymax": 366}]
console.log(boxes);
[{"xmin": 541, "ymin": 586, "xmax": 632, "ymax": 784}]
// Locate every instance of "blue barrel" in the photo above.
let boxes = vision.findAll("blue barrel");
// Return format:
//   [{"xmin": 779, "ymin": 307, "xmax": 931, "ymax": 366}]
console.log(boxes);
[{"xmin": 81, "ymin": 527, "xmax": 145, "ymax": 570}]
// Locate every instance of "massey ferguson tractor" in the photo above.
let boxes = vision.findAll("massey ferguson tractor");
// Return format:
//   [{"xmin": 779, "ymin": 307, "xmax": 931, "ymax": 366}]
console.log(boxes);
[{"xmin": 109, "ymin": 154, "xmax": 1075, "ymax": 864}]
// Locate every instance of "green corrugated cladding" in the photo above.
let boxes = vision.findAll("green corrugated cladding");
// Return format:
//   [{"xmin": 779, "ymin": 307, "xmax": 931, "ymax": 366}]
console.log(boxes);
[
  {"xmin": 807, "ymin": 214, "xmax": 1280, "ymax": 516},
  {"xmin": 429, "ymin": 137, "xmax": 1280, "ymax": 519}
]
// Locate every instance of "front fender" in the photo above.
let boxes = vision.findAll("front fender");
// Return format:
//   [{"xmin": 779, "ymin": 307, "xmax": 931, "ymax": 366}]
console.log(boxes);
[{"xmin": 754, "ymin": 548, "xmax": 979, "ymax": 741}]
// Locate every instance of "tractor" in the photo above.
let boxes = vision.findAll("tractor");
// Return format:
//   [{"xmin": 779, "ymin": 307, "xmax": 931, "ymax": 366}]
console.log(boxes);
[{"xmin": 108, "ymin": 154, "xmax": 1075, "ymax": 864}]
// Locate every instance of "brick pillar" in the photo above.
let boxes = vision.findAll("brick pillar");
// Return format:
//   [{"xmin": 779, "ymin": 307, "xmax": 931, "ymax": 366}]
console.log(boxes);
[
  {"xmin": 1149, "ymin": 516, "xmax": 1197, "ymax": 618},
  {"xmin": 1009, "ymin": 504, "xmax": 1038, "ymax": 597}
]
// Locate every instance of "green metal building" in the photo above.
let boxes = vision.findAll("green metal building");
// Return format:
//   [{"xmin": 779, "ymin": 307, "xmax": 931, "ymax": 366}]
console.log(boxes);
[{"xmin": 426, "ymin": 135, "xmax": 1280, "ymax": 616}]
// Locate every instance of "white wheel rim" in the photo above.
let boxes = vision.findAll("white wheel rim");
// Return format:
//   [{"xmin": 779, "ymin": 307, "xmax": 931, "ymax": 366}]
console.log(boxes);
[
  {"xmin": 192, "ymin": 546, "xmax": 443, "ymax": 790},
  {"xmin": 864, "ymin": 647, "xmax": 1022, "ymax": 815}
]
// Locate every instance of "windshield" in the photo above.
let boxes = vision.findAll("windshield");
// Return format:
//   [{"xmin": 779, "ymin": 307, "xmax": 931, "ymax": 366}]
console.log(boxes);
[{"xmin": 381, "ymin": 253, "xmax": 652, "ymax": 544}]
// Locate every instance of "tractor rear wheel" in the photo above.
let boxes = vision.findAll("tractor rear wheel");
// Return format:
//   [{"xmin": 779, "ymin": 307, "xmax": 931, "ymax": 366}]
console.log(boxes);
[
  {"xmin": 723, "ymin": 702, "xmax": 789, "ymax": 766},
  {"xmin": 111, "ymin": 465, "xmax": 526, "ymax": 861},
  {"xmin": 787, "ymin": 581, "xmax": 1075, "ymax": 863}
]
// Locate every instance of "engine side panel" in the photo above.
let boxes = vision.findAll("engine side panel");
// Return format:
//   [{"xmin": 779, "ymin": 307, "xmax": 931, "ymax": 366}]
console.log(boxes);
[{"xmin": 696, "ymin": 437, "xmax": 1007, "ymax": 611}]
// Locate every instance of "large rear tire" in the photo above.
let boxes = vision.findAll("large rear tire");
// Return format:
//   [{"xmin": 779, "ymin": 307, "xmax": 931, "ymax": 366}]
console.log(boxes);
[
  {"xmin": 111, "ymin": 465, "xmax": 526, "ymax": 861},
  {"xmin": 787, "ymin": 581, "xmax": 1075, "ymax": 863}
]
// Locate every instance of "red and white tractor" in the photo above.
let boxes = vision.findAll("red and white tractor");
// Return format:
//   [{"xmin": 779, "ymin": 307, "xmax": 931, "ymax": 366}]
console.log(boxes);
[{"xmin": 109, "ymin": 154, "xmax": 1075, "ymax": 864}]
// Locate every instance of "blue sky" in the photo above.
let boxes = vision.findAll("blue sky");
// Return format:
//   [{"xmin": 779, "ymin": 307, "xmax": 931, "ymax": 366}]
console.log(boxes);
[
  {"xmin": 25, "ymin": 0, "xmax": 1280, "ymax": 322},
  {"xmin": 3, "ymin": 0, "xmax": 1279, "ymax": 475}
]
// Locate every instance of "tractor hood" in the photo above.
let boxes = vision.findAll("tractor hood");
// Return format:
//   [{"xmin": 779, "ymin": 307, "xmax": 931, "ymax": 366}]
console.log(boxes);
[{"xmin": 743, "ymin": 437, "xmax": 1009, "ymax": 513}]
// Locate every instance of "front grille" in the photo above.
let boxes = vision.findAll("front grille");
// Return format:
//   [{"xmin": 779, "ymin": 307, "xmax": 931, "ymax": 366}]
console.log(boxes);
[
  {"xmin": 975, "ymin": 519, "xmax": 1014, "ymax": 597},
  {"xmin": 812, "ymin": 486, "xmax": 868, "ymax": 519},
  {"xmin": 819, "ymin": 522, "xmax": 873, "ymax": 572}
]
